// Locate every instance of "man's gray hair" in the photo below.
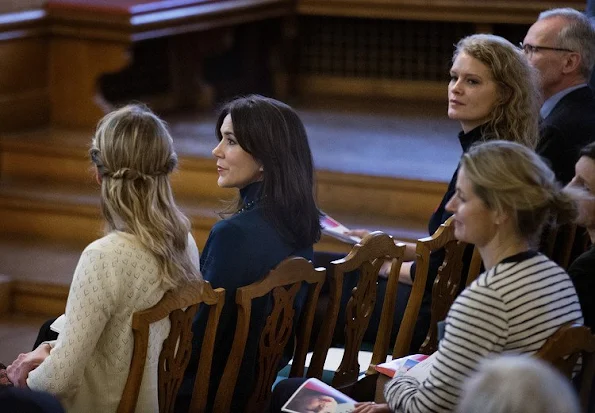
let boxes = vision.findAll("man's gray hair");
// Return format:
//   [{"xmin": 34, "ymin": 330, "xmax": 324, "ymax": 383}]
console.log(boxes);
[{"xmin": 539, "ymin": 8, "xmax": 595, "ymax": 78}]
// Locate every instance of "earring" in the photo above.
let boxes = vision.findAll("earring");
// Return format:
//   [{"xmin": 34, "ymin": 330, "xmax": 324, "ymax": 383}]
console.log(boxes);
[{"xmin": 259, "ymin": 166, "xmax": 264, "ymax": 172}]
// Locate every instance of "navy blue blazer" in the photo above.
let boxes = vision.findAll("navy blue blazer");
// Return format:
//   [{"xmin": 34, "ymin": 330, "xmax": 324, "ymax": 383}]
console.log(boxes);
[{"xmin": 180, "ymin": 182, "xmax": 313, "ymax": 412}]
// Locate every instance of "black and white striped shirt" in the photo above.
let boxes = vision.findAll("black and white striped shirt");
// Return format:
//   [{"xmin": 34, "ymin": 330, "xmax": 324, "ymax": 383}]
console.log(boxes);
[{"xmin": 384, "ymin": 251, "xmax": 583, "ymax": 413}]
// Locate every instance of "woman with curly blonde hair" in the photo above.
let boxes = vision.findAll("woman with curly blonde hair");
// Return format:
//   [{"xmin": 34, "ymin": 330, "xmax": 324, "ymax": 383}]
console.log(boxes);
[
  {"xmin": 327, "ymin": 33, "xmax": 546, "ymax": 353},
  {"xmin": 6, "ymin": 104, "xmax": 201, "ymax": 413}
]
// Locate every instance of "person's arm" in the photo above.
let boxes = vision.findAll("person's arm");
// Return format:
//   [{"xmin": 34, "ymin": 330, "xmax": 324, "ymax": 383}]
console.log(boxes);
[
  {"xmin": 6, "ymin": 342, "xmax": 52, "ymax": 387},
  {"xmin": 187, "ymin": 232, "xmax": 200, "ymax": 272},
  {"xmin": 26, "ymin": 248, "xmax": 118, "ymax": 400},
  {"xmin": 383, "ymin": 282, "xmax": 507, "ymax": 413}
]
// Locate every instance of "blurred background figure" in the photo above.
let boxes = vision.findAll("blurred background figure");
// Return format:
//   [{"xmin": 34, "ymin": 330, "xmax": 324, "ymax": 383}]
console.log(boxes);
[{"xmin": 457, "ymin": 355, "xmax": 580, "ymax": 413}]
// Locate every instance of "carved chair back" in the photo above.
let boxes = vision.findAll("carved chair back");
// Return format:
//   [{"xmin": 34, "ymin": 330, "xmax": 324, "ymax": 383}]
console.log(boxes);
[
  {"xmin": 117, "ymin": 280, "xmax": 225, "ymax": 413},
  {"xmin": 536, "ymin": 322, "xmax": 595, "ymax": 411},
  {"xmin": 214, "ymin": 257, "xmax": 325, "ymax": 413},
  {"xmin": 414, "ymin": 216, "xmax": 471, "ymax": 356},
  {"xmin": 308, "ymin": 232, "xmax": 406, "ymax": 392}
]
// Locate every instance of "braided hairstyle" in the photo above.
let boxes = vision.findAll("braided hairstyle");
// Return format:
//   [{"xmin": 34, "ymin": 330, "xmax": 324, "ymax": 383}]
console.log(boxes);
[{"xmin": 90, "ymin": 104, "xmax": 200, "ymax": 288}]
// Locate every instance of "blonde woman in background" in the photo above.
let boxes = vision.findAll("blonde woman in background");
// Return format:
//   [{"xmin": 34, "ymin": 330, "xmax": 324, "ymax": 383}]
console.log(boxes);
[
  {"xmin": 7, "ymin": 105, "xmax": 201, "ymax": 413},
  {"xmin": 355, "ymin": 141, "xmax": 582, "ymax": 413}
]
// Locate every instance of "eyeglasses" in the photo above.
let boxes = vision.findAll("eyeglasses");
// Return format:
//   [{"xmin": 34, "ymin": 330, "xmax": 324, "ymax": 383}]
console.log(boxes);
[{"xmin": 519, "ymin": 42, "xmax": 575, "ymax": 56}]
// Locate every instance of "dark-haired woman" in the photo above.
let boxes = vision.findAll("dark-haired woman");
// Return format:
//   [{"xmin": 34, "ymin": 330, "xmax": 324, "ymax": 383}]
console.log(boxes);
[{"xmin": 177, "ymin": 95, "xmax": 321, "ymax": 412}]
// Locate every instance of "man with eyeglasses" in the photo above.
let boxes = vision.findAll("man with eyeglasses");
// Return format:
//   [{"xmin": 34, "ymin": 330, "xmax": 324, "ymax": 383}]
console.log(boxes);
[{"xmin": 522, "ymin": 7, "xmax": 595, "ymax": 185}]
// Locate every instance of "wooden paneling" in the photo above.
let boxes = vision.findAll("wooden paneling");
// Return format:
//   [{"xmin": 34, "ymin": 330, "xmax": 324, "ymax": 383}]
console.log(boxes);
[
  {"xmin": 0, "ymin": 275, "xmax": 12, "ymax": 315},
  {"xmin": 288, "ymin": 75, "xmax": 447, "ymax": 101},
  {"xmin": 0, "ymin": 1, "xmax": 45, "ymax": 14},
  {"xmin": 11, "ymin": 280, "xmax": 68, "ymax": 316},
  {"xmin": 317, "ymin": 170, "xmax": 446, "ymax": 222},
  {"xmin": 297, "ymin": 0, "xmax": 585, "ymax": 24},
  {"xmin": 0, "ymin": 17, "xmax": 49, "ymax": 132},
  {"xmin": 49, "ymin": 37, "xmax": 131, "ymax": 128}
]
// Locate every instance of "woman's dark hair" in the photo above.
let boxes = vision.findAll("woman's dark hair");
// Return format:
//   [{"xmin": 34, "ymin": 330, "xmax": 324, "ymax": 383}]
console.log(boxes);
[
  {"xmin": 215, "ymin": 95, "xmax": 321, "ymax": 248},
  {"xmin": 580, "ymin": 141, "xmax": 595, "ymax": 160}
]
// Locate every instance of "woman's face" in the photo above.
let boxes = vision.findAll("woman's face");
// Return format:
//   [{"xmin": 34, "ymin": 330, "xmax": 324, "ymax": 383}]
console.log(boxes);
[
  {"xmin": 446, "ymin": 167, "xmax": 499, "ymax": 247},
  {"xmin": 567, "ymin": 156, "xmax": 595, "ymax": 229},
  {"xmin": 448, "ymin": 52, "xmax": 500, "ymax": 133},
  {"xmin": 212, "ymin": 114, "xmax": 263, "ymax": 189}
]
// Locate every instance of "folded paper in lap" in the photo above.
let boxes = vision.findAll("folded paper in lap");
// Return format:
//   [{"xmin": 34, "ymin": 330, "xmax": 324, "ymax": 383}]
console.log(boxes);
[
  {"xmin": 375, "ymin": 354, "xmax": 430, "ymax": 378},
  {"xmin": 49, "ymin": 314, "xmax": 66, "ymax": 334},
  {"xmin": 282, "ymin": 378, "xmax": 356, "ymax": 413},
  {"xmin": 320, "ymin": 211, "xmax": 361, "ymax": 245}
]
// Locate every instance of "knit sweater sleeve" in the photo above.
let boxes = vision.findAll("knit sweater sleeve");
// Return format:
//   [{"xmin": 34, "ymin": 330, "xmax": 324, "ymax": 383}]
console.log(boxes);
[
  {"xmin": 384, "ymin": 275, "xmax": 508, "ymax": 413},
  {"xmin": 27, "ymin": 247, "xmax": 119, "ymax": 399}
]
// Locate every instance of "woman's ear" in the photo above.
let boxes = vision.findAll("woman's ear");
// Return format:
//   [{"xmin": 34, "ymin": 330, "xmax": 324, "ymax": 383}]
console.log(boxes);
[{"xmin": 493, "ymin": 207, "xmax": 511, "ymax": 226}]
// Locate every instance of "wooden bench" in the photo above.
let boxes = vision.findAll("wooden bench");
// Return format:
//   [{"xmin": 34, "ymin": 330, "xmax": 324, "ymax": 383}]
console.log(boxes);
[{"xmin": 44, "ymin": 0, "xmax": 294, "ymax": 128}]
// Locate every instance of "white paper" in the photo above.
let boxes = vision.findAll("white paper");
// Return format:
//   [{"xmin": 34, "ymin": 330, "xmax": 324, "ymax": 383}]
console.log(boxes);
[
  {"xmin": 404, "ymin": 352, "xmax": 436, "ymax": 382},
  {"xmin": 49, "ymin": 314, "xmax": 66, "ymax": 334}
]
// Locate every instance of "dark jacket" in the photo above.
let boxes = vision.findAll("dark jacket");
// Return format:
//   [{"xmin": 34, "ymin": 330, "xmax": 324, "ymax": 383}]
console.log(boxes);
[
  {"xmin": 409, "ymin": 125, "xmax": 485, "ymax": 288},
  {"xmin": 537, "ymin": 86, "xmax": 595, "ymax": 185},
  {"xmin": 405, "ymin": 125, "xmax": 484, "ymax": 350},
  {"xmin": 180, "ymin": 181, "xmax": 313, "ymax": 412},
  {"xmin": 568, "ymin": 244, "xmax": 595, "ymax": 331}
]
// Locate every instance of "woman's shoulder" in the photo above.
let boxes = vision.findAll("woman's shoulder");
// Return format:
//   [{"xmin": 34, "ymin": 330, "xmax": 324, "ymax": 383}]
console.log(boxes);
[
  {"xmin": 210, "ymin": 209, "xmax": 273, "ymax": 239},
  {"xmin": 83, "ymin": 231, "xmax": 142, "ymax": 254}
]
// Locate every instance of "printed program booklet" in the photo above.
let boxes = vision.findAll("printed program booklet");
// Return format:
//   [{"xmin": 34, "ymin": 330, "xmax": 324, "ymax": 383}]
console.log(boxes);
[
  {"xmin": 320, "ymin": 211, "xmax": 362, "ymax": 245},
  {"xmin": 282, "ymin": 378, "xmax": 356, "ymax": 413},
  {"xmin": 375, "ymin": 354, "xmax": 430, "ymax": 378}
]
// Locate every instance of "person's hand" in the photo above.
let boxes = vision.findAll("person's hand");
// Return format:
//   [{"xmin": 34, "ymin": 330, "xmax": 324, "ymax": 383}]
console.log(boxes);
[
  {"xmin": 378, "ymin": 260, "xmax": 392, "ymax": 279},
  {"xmin": 353, "ymin": 402, "xmax": 391, "ymax": 412},
  {"xmin": 6, "ymin": 343, "xmax": 51, "ymax": 388},
  {"xmin": 345, "ymin": 229, "xmax": 371, "ymax": 239}
]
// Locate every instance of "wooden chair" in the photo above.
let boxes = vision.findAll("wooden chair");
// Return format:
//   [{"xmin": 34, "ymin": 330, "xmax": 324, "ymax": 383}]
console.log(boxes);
[
  {"xmin": 307, "ymin": 232, "xmax": 407, "ymax": 394},
  {"xmin": 117, "ymin": 280, "xmax": 225, "ymax": 413},
  {"xmin": 466, "ymin": 246, "xmax": 482, "ymax": 287},
  {"xmin": 540, "ymin": 222, "xmax": 578, "ymax": 270},
  {"xmin": 214, "ymin": 257, "xmax": 326, "ymax": 413},
  {"xmin": 412, "ymin": 216, "xmax": 473, "ymax": 356},
  {"xmin": 536, "ymin": 322, "xmax": 595, "ymax": 411}
]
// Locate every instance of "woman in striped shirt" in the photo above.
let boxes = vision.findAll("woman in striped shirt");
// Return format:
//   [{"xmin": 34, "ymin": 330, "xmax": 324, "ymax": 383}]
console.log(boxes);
[{"xmin": 359, "ymin": 140, "xmax": 583, "ymax": 413}]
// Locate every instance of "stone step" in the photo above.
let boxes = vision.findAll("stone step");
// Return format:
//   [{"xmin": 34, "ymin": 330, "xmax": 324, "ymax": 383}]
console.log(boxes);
[{"xmin": 0, "ymin": 127, "xmax": 446, "ymax": 224}]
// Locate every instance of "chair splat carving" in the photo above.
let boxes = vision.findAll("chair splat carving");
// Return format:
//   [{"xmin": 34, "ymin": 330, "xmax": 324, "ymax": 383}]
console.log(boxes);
[
  {"xmin": 536, "ymin": 322, "xmax": 595, "ymax": 411},
  {"xmin": 249, "ymin": 283, "xmax": 302, "ymax": 408},
  {"xmin": 418, "ymin": 221, "xmax": 468, "ymax": 355},
  {"xmin": 214, "ymin": 257, "xmax": 325, "ymax": 413},
  {"xmin": 308, "ymin": 231, "xmax": 406, "ymax": 393},
  {"xmin": 117, "ymin": 280, "xmax": 225, "ymax": 413}
]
